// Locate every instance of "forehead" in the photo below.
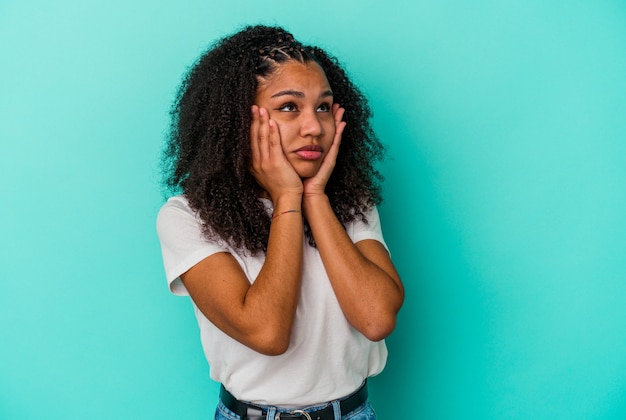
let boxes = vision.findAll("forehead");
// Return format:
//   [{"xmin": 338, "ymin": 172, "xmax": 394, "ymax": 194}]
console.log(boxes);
[{"xmin": 256, "ymin": 60, "xmax": 331, "ymax": 96}]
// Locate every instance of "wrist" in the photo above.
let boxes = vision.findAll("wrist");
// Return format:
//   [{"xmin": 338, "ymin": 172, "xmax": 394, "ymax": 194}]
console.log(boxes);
[
  {"xmin": 272, "ymin": 209, "xmax": 302, "ymax": 220},
  {"xmin": 272, "ymin": 192, "xmax": 303, "ymax": 212},
  {"xmin": 302, "ymin": 193, "xmax": 329, "ymax": 214}
]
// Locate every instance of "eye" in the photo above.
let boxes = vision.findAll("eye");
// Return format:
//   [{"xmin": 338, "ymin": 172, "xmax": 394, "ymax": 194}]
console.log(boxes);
[
  {"xmin": 277, "ymin": 102, "xmax": 298, "ymax": 112},
  {"xmin": 316, "ymin": 102, "xmax": 331, "ymax": 113}
]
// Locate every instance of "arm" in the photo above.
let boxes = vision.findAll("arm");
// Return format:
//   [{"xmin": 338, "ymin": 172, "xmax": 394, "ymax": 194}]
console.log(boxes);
[
  {"xmin": 181, "ymin": 106, "xmax": 304, "ymax": 356},
  {"xmin": 303, "ymin": 197, "xmax": 404, "ymax": 341},
  {"xmin": 302, "ymin": 105, "xmax": 404, "ymax": 341}
]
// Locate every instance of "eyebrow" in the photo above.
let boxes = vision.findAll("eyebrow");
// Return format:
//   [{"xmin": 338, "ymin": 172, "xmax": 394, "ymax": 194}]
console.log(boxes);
[{"xmin": 270, "ymin": 89, "xmax": 334, "ymax": 99}]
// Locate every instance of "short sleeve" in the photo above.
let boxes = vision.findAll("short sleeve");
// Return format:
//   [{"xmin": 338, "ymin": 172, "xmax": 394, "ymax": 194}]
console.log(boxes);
[
  {"xmin": 156, "ymin": 196, "xmax": 227, "ymax": 295},
  {"xmin": 349, "ymin": 206, "xmax": 390, "ymax": 254}
]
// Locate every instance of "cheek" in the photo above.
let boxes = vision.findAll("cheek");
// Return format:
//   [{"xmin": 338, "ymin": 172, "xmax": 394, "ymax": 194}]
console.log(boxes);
[
  {"xmin": 274, "ymin": 120, "xmax": 297, "ymax": 142},
  {"xmin": 323, "ymin": 120, "xmax": 336, "ymax": 142}
]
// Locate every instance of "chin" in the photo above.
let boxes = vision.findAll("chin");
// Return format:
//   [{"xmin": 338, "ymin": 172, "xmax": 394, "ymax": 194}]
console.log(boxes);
[{"xmin": 295, "ymin": 164, "xmax": 322, "ymax": 179}]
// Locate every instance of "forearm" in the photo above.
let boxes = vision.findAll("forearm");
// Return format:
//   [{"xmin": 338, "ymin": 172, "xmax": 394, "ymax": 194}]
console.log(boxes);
[
  {"xmin": 243, "ymin": 193, "xmax": 304, "ymax": 351},
  {"xmin": 303, "ymin": 195, "xmax": 404, "ymax": 341},
  {"xmin": 181, "ymin": 193, "xmax": 303, "ymax": 356}
]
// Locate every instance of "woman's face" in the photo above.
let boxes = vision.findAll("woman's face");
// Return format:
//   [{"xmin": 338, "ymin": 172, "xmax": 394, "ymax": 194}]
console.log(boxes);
[{"xmin": 254, "ymin": 60, "xmax": 336, "ymax": 179}]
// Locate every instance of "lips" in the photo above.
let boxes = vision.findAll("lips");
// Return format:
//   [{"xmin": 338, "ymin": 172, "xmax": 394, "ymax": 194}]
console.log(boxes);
[{"xmin": 294, "ymin": 145, "xmax": 323, "ymax": 160}]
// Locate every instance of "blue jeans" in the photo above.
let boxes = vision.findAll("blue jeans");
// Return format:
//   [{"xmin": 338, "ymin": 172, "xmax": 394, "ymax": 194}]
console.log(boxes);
[{"xmin": 214, "ymin": 400, "xmax": 377, "ymax": 420}]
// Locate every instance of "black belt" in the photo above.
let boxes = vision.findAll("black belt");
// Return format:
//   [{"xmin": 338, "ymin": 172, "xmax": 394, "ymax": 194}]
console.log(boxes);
[{"xmin": 219, "ymin": 382, "xmax": 368, "ymax": 420}]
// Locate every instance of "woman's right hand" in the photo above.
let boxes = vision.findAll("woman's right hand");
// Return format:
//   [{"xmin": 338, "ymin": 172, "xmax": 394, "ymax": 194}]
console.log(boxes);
[{"xmin": 250, "ymin": 105, "xmax": 303, "ymax": 202}]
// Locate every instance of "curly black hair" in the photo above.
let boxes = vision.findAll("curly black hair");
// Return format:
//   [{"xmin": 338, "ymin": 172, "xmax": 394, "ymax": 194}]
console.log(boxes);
[{"xmin": 162, "ymin": 25, "xmax": 385, "ymax": 254}]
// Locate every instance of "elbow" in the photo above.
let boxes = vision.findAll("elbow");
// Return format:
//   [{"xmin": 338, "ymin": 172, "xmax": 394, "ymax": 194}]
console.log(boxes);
[
  {"xmin": 248, "ymin": 327, "xmax": 292, "ymax": 356},
  {"xmin": 255, "ymin": 339, "xmax": 290, "ymax": 356},
  {"xmin": 360, "ymin": 315, "xmax": 398, "ymax": 342},
  {"xmin": 359, "ymin": 295, "xmax": 404, "ymax": 342}
]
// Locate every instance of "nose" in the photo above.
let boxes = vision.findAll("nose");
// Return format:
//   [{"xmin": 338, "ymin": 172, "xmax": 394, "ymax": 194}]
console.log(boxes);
[{"xmin": 299, "ymin": 110, "xmax": 324, "ymax": 138}]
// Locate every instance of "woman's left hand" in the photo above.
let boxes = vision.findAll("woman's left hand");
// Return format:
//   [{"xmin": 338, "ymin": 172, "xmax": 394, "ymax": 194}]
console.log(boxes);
[{"xmin": 302, "ymin": 103, "xmax": 347, "ymax": 198}]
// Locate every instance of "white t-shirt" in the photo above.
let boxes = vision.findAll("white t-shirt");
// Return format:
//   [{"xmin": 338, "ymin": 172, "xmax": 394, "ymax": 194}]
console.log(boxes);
[{"xmin": 156, "ymin": 195, "xmax": 388, "ymax": 406}]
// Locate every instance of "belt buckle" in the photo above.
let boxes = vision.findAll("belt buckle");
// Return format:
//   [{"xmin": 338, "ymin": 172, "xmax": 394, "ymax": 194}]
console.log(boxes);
[{"xmin": 276, "ymin": 409, "xmax": 312, "ymax": 420}]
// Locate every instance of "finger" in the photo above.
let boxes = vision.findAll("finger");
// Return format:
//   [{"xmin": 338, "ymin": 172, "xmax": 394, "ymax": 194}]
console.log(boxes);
[
  {"xmin": 320, "ymin": 119, "xmax": 346, "ymax": 172},
  {"xmin": 268, "ymin": 118, "xmax": 280, "ymax": 147},
  {"xmin": 332, "ymin": 103, "xmax": 346, "ymax": 147},
  {"xmin": 250, "ymin": 105, "xmax": 260, "ymax": 163},
  {"xmin": 310, "ymin": 124, "xmax": 343, "ymax": 185},
  {"xmin": 334, "ymin": 120, "xmax": 347, "ymax": 142},
  {"xmin": 331, "ymin": 104, "xmax": 346, "ymax": 151},
  {"xmin": 267, "ymin": 118, "xmax": 285, "ymax": 161},
  {"xmin": 332, "ymin": 103, "xmax": 345, "ymax": 127},
  {"xmin": 258, "ymin": 107, "xmax": 270, "ymax": 159}
]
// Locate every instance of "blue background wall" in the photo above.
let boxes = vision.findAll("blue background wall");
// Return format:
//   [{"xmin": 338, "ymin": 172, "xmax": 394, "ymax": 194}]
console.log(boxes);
[{"xmin": 1, "ymin": 1, "xmax": 625, "ymax": 419}]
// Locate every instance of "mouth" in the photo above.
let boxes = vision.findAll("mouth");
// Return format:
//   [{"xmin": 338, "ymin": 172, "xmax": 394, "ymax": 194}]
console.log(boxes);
[{"xmin": 294, "ymin": 145, "xmax": 323, "ymax": 160}]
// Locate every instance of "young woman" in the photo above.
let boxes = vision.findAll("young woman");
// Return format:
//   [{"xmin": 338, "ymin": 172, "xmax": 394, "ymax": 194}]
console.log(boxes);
[{"xmin": 157, "ymin": 25, "xmax": 404, "ymax": 420}]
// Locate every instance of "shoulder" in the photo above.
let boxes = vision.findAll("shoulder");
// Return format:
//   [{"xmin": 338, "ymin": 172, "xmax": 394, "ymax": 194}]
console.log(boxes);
[
  {"xmin": 157, "ymin": 195, "xmax": 199, "ymax": 234},
  {"xmin": 156, "ymin": 194, "xmax": 235, "ymax": 252},
  {"xmin": 157, "ymin": 195, "xmax": 193, "ymax": 219},
  {"xmin": 348, "ymin": 204, "xmax": 381, "ymax": 229},
  {"xmin": 156, "ymin": 195, "xmax": 210, "ymax": 253},
  {"xmin": 156, "ymin": 195, "xmax": 232, "ymax": 290},
  {"xmin": 347, "ymin": 204, "xmax": 388, "ymax": 250}
]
